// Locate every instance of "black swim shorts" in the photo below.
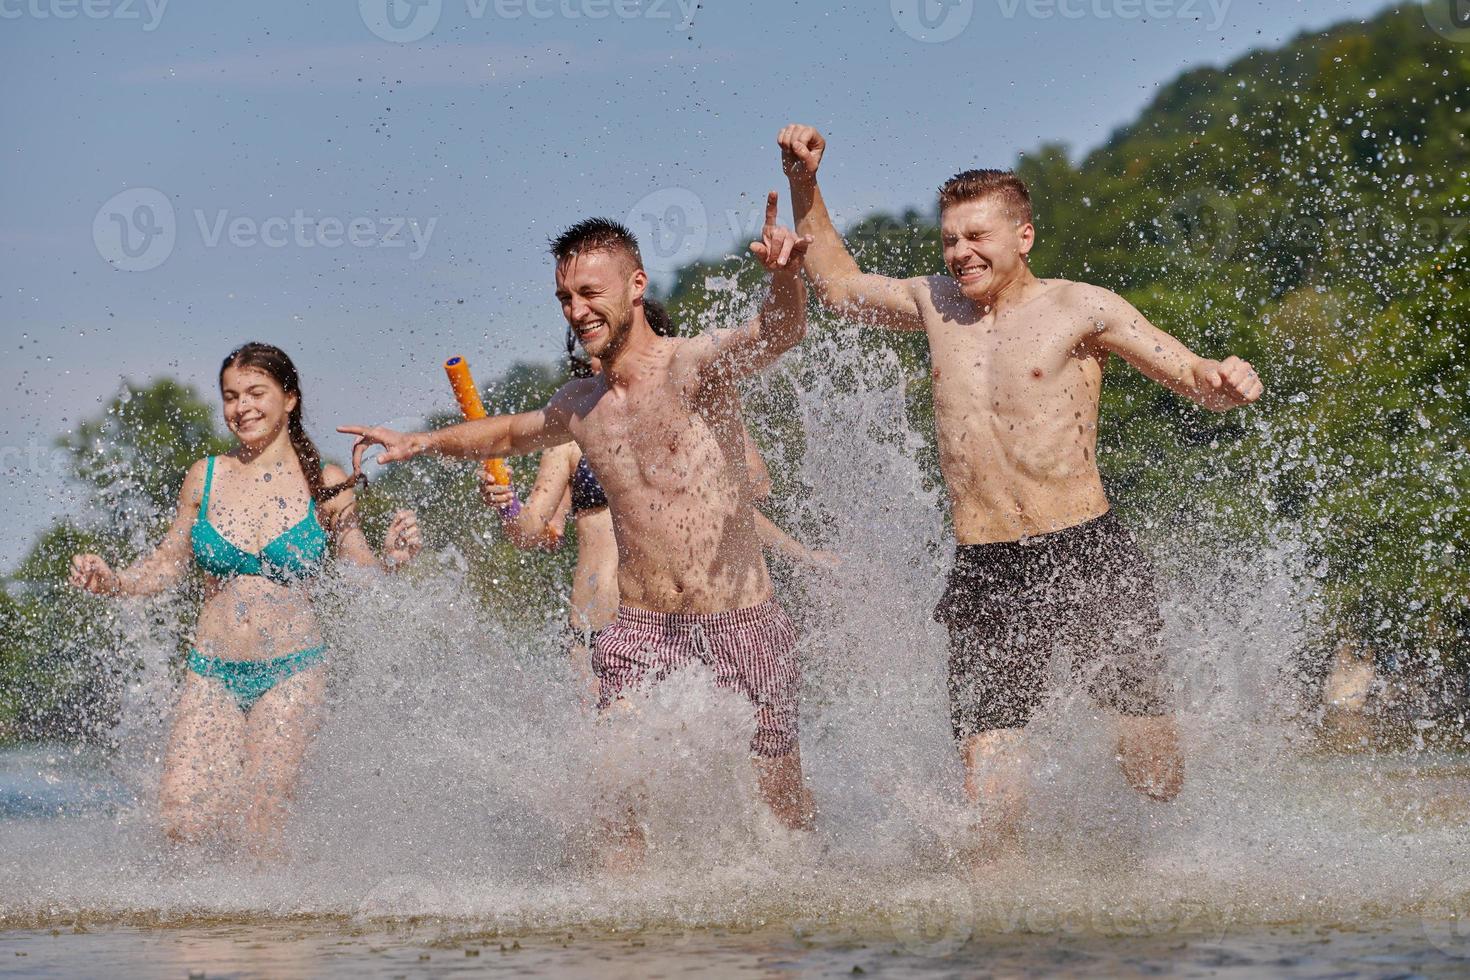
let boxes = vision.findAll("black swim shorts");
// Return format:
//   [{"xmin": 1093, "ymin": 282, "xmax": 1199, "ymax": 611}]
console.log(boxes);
[{"xmin": 934, "ymin": 511, "xmax": 1172, "ymax": 740}]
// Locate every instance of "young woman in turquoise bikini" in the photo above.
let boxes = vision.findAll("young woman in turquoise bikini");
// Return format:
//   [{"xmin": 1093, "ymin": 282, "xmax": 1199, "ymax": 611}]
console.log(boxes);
[{"xmin": 69, "ymin": 342, "xmax": 421, "ymax": 851}]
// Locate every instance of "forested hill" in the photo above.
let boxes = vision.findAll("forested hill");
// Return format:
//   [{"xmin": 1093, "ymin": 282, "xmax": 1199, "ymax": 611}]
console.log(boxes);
[{"xmin": 1015, "ymin": 0, "xmax": 1465, "ymax": 295}]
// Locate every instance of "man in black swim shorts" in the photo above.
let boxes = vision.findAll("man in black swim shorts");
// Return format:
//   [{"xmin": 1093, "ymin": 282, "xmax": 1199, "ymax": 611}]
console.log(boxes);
[
  {"xmin": 779, "ymin": 125, "xmax": 1263, "ymax": 840},
  {"xmin": 937, "ymin": 512, "xmax": 1171, "ymax": 738}
]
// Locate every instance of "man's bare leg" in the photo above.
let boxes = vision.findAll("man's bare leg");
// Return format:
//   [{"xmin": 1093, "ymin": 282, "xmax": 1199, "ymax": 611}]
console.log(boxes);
[
  {"xmin": 596, "ymin": 801, "xmax": 647, "ymax": 874},
  {"xmin": 1115, "ymin": 713, "xmax": 1184, "ymax": 801},
  {"xmin": 591, "ymin": 698, "xmax": 648, "ymax": 873},
  {"xmin": 753, "ymin": 747, "xmax": 815, "ymax": 831},
  {"xmin": 959, "ymin": 728, "xmax": 1029, "ymax": 859}
]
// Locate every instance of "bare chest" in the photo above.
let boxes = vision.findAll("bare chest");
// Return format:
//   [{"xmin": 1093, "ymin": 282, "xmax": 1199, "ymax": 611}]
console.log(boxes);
[
  {"xmin": 573, "ymin": 389, "xmax": 731, "ymax": 499},
  {"xmin": 926, "ymin": 304, "xmax": 1101, "ymax": 412}
]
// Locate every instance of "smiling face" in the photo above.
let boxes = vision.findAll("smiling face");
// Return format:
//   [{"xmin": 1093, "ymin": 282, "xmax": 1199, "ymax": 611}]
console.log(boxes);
[
  {"xmin": 554, "ymin": 249, "xmax": 647, "ymax": 361},
  {"xmin": 220, "ymin": 364, "xmax": 295, "ymax": 448},
  {"xmin": 940, "ymin": 197, "xmax": 1035, "ymax": 303}
]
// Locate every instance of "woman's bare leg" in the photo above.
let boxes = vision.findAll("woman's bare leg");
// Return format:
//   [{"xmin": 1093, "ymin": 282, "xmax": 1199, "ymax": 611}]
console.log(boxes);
[
  {"xmin": 241, "ymin": 664, "xmax": 326, "ymax": 855},
  {"xmin": 159, "ymin": 673, "xmax": 247, "ymax": 844}
]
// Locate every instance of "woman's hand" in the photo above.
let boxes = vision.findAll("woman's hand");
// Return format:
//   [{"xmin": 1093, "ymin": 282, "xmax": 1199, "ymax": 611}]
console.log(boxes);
[
  {"xmin": 70, "ymin": 554, "xmax": 121, "ymax": 596},
  {"xmin": 381, "ymin": 510, "xmax": 423, "ymax": 568},
  {"xmin": 478, "ymin": 471, "xmax": 517, "ymax": 512}
]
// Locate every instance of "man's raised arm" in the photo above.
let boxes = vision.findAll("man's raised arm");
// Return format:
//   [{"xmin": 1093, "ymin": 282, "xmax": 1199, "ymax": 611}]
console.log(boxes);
[
  {"xmin": 339, "ymin": 384, "xmax": 579, "ymax": 470},
  {"xmin": 690, "ymin": 191, "xmax": 810, "ymax": 383},
  {"xmin": 779, "ymin": 124, "xmax": 925, "ymax": 333}
]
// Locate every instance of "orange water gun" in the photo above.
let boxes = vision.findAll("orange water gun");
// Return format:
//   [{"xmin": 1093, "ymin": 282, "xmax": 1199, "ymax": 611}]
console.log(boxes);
[{"xmin": 445, "ymin": 355, "xmax": 520, "ymax": 518}]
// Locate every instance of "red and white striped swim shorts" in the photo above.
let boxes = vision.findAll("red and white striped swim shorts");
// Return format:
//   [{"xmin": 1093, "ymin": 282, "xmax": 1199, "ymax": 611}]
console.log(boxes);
[{"xmin": 591, "ymin": 598, "xmax": 801, "ymax": 758}]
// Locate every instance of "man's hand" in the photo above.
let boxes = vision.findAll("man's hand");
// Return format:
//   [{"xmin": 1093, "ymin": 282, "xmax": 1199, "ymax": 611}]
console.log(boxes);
[
  {"xmin": 778, "ymin": 124, "xmax": 825, "ymax": 182},
  {"xmin": 748, "ymin": 192, "xmax": 812, "ymax": 272},
  {"xmin": 338, "ymin": 425, "xmax": 427, "ymax": 471},
  {"xmin": 1195, "ymin": 356, "xmax": 1263, "ymax": 410}
]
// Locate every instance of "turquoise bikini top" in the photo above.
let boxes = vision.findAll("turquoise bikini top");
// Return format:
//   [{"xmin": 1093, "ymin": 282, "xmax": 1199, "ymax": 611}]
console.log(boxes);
[{"xmin": 190, "ymin": 456, "xmax": 328, "ymax": 586}]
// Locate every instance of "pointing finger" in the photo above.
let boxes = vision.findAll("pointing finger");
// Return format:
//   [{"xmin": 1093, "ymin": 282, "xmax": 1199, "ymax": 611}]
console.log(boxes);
[{"xmin": 764, "ymin": 190, "xmax": 779, "ymax": 229}]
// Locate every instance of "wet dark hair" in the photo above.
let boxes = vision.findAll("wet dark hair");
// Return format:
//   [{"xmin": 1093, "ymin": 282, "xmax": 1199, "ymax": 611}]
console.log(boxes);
[
  {"xmin": 565, "ymin": 297, "xmax": 676, "ymax": 377},
  {"xmin": 938, "ymin": 168, "xmax": 1033, "ymax": 225},
  {"xmin": 549, "ymin": 217, "xmax": 644, "ymax": 271},
  {"xmin": 219, "ymin": 342, "xmax": 356, "ymax": 503}
]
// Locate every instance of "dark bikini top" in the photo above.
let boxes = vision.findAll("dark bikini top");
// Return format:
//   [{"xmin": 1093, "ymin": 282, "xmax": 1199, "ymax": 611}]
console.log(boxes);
[
  {"xmin": 190, "ymin": 456, "xmax": 328, "ymax": 586},
  {"xmin": 570, "ymin": 455, "xmax": 609, "ymax": 515}
]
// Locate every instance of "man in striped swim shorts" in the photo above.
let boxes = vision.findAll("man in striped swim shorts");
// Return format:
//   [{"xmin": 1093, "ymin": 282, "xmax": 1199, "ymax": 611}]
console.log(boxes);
[
  {"xmin": 341, "ymin": 198, "xmax": 817, "ymax": 867},
  {"xmin": 594, "ymin": 600, "xmax": 802, "ymax": 760}
]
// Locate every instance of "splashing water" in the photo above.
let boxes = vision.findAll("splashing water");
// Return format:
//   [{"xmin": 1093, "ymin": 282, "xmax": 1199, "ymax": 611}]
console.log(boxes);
[{"xmin": 3, "ymin": 303, "xmax": 1466, "ymax": 962}]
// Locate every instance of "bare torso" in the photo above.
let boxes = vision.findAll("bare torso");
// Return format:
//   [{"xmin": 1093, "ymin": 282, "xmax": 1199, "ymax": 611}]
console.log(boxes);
[
  {"xmin": 917, "ymin": 277, "xmax": 1112, "ymax": 544},
  {"xmin": 563, "ymin": 340, "xmax": 772, "ymax": 614}
]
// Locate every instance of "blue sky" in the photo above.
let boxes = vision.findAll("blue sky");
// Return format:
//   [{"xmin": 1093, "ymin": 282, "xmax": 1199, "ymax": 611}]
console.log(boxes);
[{"xmin": 0, "ymin": 0, "xmax": 1405, "ymax": 565}]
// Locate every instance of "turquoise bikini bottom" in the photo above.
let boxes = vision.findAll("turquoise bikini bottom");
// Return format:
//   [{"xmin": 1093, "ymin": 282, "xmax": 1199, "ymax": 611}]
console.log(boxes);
[{"xmin": 187, "ymin": 645, "xmax": 327, "ymax": 712}]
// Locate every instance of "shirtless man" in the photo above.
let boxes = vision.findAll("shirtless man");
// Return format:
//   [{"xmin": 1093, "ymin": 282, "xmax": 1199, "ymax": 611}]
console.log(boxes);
[
  {"xmin": 340, "ymin": 198, "xmax": 816, "ymax": 862},
  {"xmin": 777, "ymin": 124, "xmax": 1262, "ymax": 838}
]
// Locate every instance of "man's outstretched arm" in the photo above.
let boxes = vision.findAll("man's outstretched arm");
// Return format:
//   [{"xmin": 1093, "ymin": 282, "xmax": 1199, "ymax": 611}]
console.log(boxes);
[
  {"xmin": 339, "ymin": 383, "xmax": 579, "ymax": 469},
  {"xmin": 780, "ymin": 124, "xmax": 925, "ymax": 332},
  {"xmin": 1084, "ymin": 285, "xmax": 1263, "ymax": 412}
]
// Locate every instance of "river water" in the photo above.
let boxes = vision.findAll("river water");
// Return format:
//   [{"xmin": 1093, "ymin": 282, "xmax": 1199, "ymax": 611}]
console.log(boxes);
[{"xmin": 4, "ymin": 336, "xmax": 1469, "ymax": 976}]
